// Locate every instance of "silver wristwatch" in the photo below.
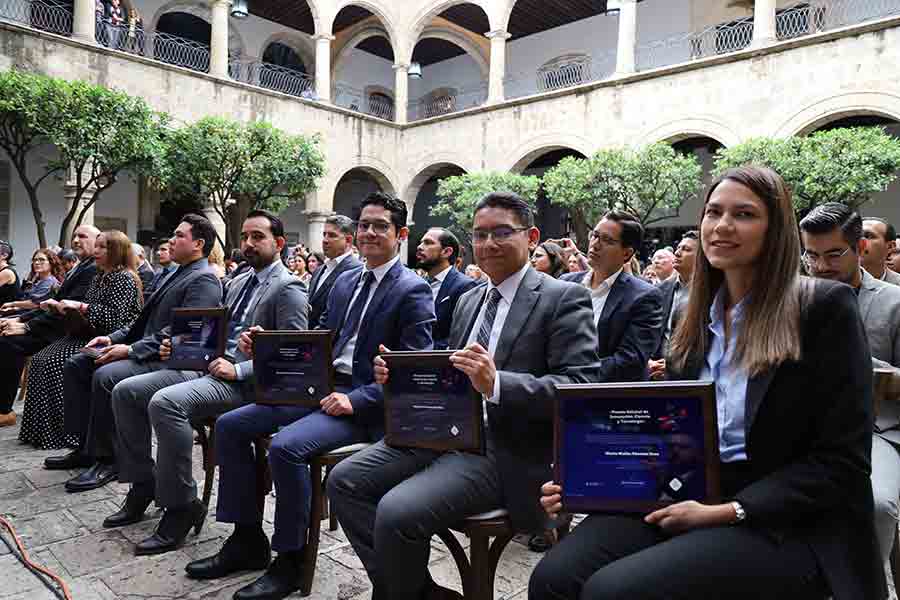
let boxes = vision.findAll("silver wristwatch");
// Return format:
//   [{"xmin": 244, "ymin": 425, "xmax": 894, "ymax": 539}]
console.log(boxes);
[{"xmin": 731, "ymin": 501, "xmax": 747, "ymax": 524}]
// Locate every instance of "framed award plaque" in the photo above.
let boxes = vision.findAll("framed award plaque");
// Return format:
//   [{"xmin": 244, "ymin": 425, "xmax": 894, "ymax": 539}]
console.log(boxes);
[
  {"xmin": 168, "ymin": 307, "xmax": 228, "ymax": 371},
  {"xmin": 253, "ymin": 330, "xmax": 334, "ymax": 407}
]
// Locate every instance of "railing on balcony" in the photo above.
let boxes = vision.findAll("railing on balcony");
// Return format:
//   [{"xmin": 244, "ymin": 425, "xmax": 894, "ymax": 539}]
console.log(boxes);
[
  {"xmin": 229, "ymin": 57, "xmax": 315, "ymax": 98},
  {"xmin": 0, "ymin": 0, "xmax": 72, "ymax": 35},
  {"xmin": 408, "ymin": 83, "xmax": 488, "ymax": 121},
  {"xmin": 95, "ymin": 19, "xmax": 211, "ymax": 73},
  {"xmin": 505, "ymin": 52, "xmax": 615, "ymax": 100},
  {"xmin": 333, "ymin": 84, "xmax": 396, "ymax": 121}
]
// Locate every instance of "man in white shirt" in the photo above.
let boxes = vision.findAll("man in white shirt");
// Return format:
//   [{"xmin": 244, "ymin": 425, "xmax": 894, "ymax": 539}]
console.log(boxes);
[
  {"xmin": 651, "ymin": 247, "xmax": 675, "ymax": 282},
  {"xmin": 307, "ymin": 215, "xmax": 362, "ymax": 327},
  {"xmin": 862, "ymin": 217, "xmax": 900, "ymax": 286}
]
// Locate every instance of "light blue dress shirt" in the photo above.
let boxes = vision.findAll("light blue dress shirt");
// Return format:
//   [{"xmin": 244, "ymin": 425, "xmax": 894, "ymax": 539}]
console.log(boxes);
[{"xmin": 699, "ymin": 289, "xmax": 750, "ymax": 463}]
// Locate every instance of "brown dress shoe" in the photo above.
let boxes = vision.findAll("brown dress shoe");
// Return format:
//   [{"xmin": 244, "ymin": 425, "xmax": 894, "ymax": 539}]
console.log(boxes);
[{"xmin": 0, "ymin": 412, "xmax": 15, "ymax": 427}]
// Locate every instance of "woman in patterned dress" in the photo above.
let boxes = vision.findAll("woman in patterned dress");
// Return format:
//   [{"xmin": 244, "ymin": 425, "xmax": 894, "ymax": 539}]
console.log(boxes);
[{"xmin": 19, "ymin": 230, "xmax": 143, "ymax": 449}]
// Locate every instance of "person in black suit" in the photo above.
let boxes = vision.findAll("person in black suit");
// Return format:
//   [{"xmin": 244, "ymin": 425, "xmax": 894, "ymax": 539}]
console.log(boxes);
[
  {"xmin": 307, "ymin": 214, "xmax": 362, "ymax": 327},
  {"xmin": 561, "ymin": 210, "xmax": 663, "ymax": 383},
  {"xmin": 0, "ymin": 225, "xmax": 99, "ymax": 425},
  {"xmin": 132, "ymin": 243, "xmax": 155, "ymax": 298},
  {"xmin": 648, "ymin": 231, "xmax": 698, "ymax": 380},
  {"xmin": 531, "ymin": 166, "xmax": 883, "ymax": 600},
  {"xmin": 416, "ymin": 227, "xmax": 480, "ymax": 350}
]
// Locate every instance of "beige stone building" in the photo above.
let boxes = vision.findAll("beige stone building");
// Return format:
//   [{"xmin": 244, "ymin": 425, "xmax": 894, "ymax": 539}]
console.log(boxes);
[{"xmin": 0, "ymin": 0, "xmax": 899, "ymax": 257}]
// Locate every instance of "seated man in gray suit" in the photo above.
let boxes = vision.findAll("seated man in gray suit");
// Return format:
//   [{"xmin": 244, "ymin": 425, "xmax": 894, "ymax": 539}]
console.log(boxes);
[
  {"xmin": 101, "ymin": 210, "xmax": 308, "ymax": 556},
  {"xmin": 800, "ymin": 202, "xmax": 900, "ymax": 564},
  {"xmin": 862, "ymin": 217, "xmax": 900, "ymax": 286},
  {"xmin": 53, "ymin": 214, "xmax": 223, "ymax": 492},
  {"xmin": 327, "ymin": 192, "xmax": 601, "ymax": 600}
]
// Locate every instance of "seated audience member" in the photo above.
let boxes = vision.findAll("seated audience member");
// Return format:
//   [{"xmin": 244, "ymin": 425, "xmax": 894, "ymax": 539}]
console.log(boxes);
[
  {"xmin": 2, "ymin": 248, "xmax": 63, "ymax": 313},
  {"xmin": 292, "ymin": 251, "xmax": 312, "ymax": 285},
  {"xmin": 417, "ymin": 227, "xmax": 480, "ymax": 350},
  {"xmin": 19, "ymin": 231, "xmax": 142, "ymax": 449},
  {"xmin": 146, "ymin": 239, "xmax": 177, "ymax": 297},
  {"xmin": 105, "ymin": 211, "xmax": 307, "ymax": 556},
  {"xmin": 465, "ymin": 263, "xmax": 484, "ymax": 280},
  {"xmin": 0, "ymin": 226, "xmax": 99, "ymax": 428},
  {"xmin": 531, "ymin": 166, "xmax": 883, "ymax": 600},
  {"xmin": 58, "ymin": 248, "xmax": 79, "ymax": 277},
  {"xmin": 799, "ymin": 202, "xmax": 900, "ymax": 565},
  {"xmin": 307, "ymin": 215, "xmax": 361, "ymax": 328},
  {"xmin": 651, "ymin": 247, "xmax": 675, "ymax": 282},
  {"xmin": 648, "ymin": 231, "xmax": 698, "ymax": 380},
  {"xmin": 226, "ymin": 249, "xmax": 251, "ymax": 280},
  {"xmin": 561, "ymin": 211, "xmax": 663, "ymax": 382},
  {"xmin": 888, "ymin": 246, "xmax": 900, "ymax": 274},
  {"xmin": 531, "ymin": 241, "xmax": 568, "ymax": 279},
  {"xmin": 209, "ymin": 242, "xmax": 227, "ymax": 280},
  {"xmin": 307, "ymin": 251, "xmax": 324, "ymax": 276},
  {"xmin": 0, "ymin": 240, "xmax": 20, "ymax": 308},
  {"xmin": 183, "ymin": 193, "xmax": 434, "ymax": 600},
  {"xmin": 862, "ymin": 217, "xmax": 900, "ymax": 286},
  {"xmin": 46, "ymin": 215, "xmax": 222, "ymax": 491},
  {"xmin": 624, "ymin": 255, "xmax": 641, "ymax": 277},
  {"xmin": 327, "ymin": 191, "xmax": 600, "ymax": 600},
  {"xmin": 132, "ymin": 243, "xmax": 155, "ymax": 298},
  {"xmin": 568, "ymin": 252, "xmax": 589, "ymax": 274},
  {"xmin": 642, "ymin": 264, "xmax": 659, "ymax": 285}
]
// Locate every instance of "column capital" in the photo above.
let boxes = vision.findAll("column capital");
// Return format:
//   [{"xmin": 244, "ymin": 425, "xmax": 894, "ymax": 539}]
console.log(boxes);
[
  {"xmin": 485, "ymin": 29, "xmax": 511, "ymax": 41},
  {"xmin": 210, "ymin": 0, "xmax": 231, "ymax": 8},
  {"xmin": 313, "ymin": 34, "xmax": 335, "ymax": 43},
  {"xmin": 304, "ymin": 210, "xmax": 332, "ymax": 221},
  {"xmin": 392, "ymin": 63, "xmax": 410, "ymax": 72},
  {"xmin": 606, "ymin": 0, "xmax": 637, "ymax": 9}
]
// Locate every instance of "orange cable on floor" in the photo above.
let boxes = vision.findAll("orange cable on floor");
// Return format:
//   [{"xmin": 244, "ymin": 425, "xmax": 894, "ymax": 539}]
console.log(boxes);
[{"xmin": 0, "ymin": 514, "xmax": 73, "ymax": 600}]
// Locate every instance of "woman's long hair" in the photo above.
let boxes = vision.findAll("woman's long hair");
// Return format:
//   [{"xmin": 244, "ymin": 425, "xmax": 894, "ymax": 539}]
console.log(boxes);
[
  {"xmin": 670, "ymin": 166, "xmax": 803, "ymax": 376},
  {"xmin": 29, "ymin": 248, "xmax": 64, "ymax": 283},
  {"xmin": 538, "ymin": 242, "xmax": 568, "ymax": 279},
  {"xmin": 103, "ymin": 230, "xmax": 143, "ymax": 299}
]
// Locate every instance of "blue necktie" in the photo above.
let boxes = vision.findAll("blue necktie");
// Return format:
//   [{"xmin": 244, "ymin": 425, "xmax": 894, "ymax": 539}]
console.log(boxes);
[
  {"xmin": 334, "ymin": 271, "xmax": 375, "ymax": 359},
  {"xmin": 231, "ymin": 274, "xmax": 259, "ymax": 325}
]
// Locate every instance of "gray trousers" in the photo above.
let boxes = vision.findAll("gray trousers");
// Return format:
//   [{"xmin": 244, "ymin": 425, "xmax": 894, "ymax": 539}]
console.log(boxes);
[
  {"xmin": 872, "ymin": 434, "xmax": 900, "ymax": 560},
  {"xmin": 112, "ymin": 369, "xmax": 247, "ymax": 508},
  {"xmin": 327, "ymin": 440, "xmax": 503, "ymax": 600}
]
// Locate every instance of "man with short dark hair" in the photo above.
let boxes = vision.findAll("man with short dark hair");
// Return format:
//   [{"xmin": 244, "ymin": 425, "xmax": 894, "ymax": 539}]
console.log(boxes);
[
  {"xmin": 328, "ymin": 191, "xmax": 601, "ymax": 600},
  {"xmin": 562, "ymin": 210, "xmax": 663, "ymax": 382},
  {"xmin": 863, "ymin": 217, "xmax": 900, "ymax": 286},
  {"xmin": 416, "ymin": 227, "xmax": 480, "ymax": 350},
  {"xmin": 648, "ymin": 230, "xmax": 698, "ymax": 379},
  {"xmin": 308, "ymin": 214, "xmax": 361, "ymax": 327},
  {"xmin": 50, "ymin": 214, "xmax": 222, "ymax": 492},
  {"xmin": 184, "ymin": 193, "xmax": 434, "ymax": 600},
  {"xmin": 145, "ymin": 239, "xmax": 177, "ymax": 298},
  {"xmin": 800, "ymin": 202, "xmax": 900, "ymax": 565}
]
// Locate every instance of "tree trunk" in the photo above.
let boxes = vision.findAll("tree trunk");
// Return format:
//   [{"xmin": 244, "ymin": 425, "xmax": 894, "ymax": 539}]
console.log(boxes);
[
  {"xmin": 571, "ymin": 209, "xmax": 591, "ymax": 252},
  {"xmin": 9, "ymin": 157, "xmax": 48, "ymax": 248}
]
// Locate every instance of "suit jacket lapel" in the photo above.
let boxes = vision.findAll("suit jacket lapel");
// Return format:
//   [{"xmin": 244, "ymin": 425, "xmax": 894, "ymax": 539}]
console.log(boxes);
[
  {"xmin": 858, "ymin": 276, "xmax": 880, "ymax": 323},
  {"xmin": 493, "ymin": 269, "xmax": 541, "ymax": 370},
  {"xmin": 745, "ymin": 369, "xmax": 776, "ymax": 435},
  {"xmin": 436, "ymin": 269, "xmax": 456, "ymax": 306},
  {"xmin": 356, "ymin": 263, "xmax": 401, "ymax": 348},
  {"xmin": 455, "ymin": 285, "xmax": 486, "ymax": 349}
]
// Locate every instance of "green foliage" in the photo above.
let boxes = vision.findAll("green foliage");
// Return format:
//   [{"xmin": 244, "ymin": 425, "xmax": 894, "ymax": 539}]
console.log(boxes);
[
  {"xmin": 432, "ymin": 172, "xmax": 540, "ymax": 244},
  {"xmin": 713, "ymin": 128, "xmax": 900, "ymax": 210},
  {"xmin": 542, "ymin": 156, "xmax": 600, "ymax": 248}
]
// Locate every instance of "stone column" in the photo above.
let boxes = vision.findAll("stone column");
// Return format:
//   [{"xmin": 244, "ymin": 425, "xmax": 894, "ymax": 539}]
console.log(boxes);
[
  {"xmin": 393, "ymin": 63, "xmax": 409, "ymax": 124},
  {"xmin": 752, "ymin": 0, "xmax": 778, "ymax": 48},
  {"xmin": 72, "ymin": 0, "xmax": 96, "ymax": 43},
  {"xmin": 314, "ymin": 34, "xmax": 334, "ymax": 102},
  {"xmin": 611, "ymin": 0, "xmax": 638, "ymax": 75},
  {"xmin": 486, "ymin": 30, "xmax": 511, "ymax": 105},
  {"xmin": 209, "ymin": 0, "xmax": 230, "ymax": 78},
  {"xmin": 306, "ymin": 211, "xmax": 329, "ymax": 254}
]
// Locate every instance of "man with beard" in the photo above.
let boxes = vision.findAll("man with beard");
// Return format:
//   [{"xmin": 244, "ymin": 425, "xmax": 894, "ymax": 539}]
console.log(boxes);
[
  {"xmin": 799, "ymin": 202, "xmax": 900, "ymax": 567},
  {"xmin": 0, "ymin": 225, "xmax": 99, "ymax": 427},
  {"xmin": 100, "ymin": 211, "xmax": 308, "ymax": 556},
  {"xmin": 862, "ymin": 218, "xmax": 900, "ymax": 286},
  {"xmin": 416, "ymin": 227, "xmax": 480, "ymax": 349}
]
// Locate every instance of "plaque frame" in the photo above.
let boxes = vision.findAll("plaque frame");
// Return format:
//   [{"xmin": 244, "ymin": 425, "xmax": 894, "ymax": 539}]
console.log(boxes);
[
  {"xmin": 168, "ymin": 307, "xmax": 228, "ymax": 371},
  {"xmin": 382, "ymin": 350, "xmax": 485, "ymax": 454},
  {"xmin": 553, "ymin": 381, "xmax": 720, "ymax": 514},
  {"xmin": 253, "ymin": 330, "xmax": 334, "ymax": 407}
]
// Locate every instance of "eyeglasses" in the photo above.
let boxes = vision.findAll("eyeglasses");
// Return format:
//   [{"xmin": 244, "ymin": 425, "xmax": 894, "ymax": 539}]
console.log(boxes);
[
  {"xmin": 589, "ymin": 231, "xmax": 622, "ymax": 246},
  {"xmin": 801, "ymin": 247, "xmax": 852, "ymax": 267},
  {"xmin": 356, "ymin": 220, "xmax": 393, "ymax": 235},
  {"xmin": 472, "ymin": 226, "xmax": 529, "ymax": 244}
]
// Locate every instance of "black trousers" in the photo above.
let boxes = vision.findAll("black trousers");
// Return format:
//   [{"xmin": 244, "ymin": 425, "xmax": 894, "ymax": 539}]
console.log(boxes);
[
  {"xmin": 0, "ymin": 333, "xmax": 54, "ymax": 414},
  {"xmin": 528, "ymin": 514, "xmax": 827, "ymax": 600}
]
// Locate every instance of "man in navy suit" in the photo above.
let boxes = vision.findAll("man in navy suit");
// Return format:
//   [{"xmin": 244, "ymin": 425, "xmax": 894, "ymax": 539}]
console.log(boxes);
[
  {"xmin": 562, "ymin": 210, "xmax": 663, "ymax": 382},
  {"xmin": 184, "ymin": 193, "xmax": 435, "ymax": 600},
  {"xmin": 308, "ymin": 214, "xmax": 362, "ymax": 327},
  {"xmin": 416, "ymin": 227, "xmax": 480, "ymax": 350}
]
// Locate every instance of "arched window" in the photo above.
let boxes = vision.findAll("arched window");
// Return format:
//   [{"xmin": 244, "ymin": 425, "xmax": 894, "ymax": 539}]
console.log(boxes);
[
  {"xmin": 419, "ymin": 87, "xmax": 458, "ymax": 118},
  {"xmin": 362, "ymin": 87, "xmax": 394, "ymax": 121},
  {"xmin": 537, "ymin": 54, "xmax": 592, "ymax": 92}
]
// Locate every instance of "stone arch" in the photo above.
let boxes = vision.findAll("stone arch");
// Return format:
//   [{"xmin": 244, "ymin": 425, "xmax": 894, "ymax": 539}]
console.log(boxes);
[
  {"xmin": 506, "ymin": 134, "xmax": 594, "ymax": 173},
  {"xmin": 411, "ymin": 25, "xmax": 490, "ymax": 77},
  {"xmin": 257, "ymin": 31, "xmax": 315, "ymax": 72},
  {"xmin": 327, "ymin": 0, "xmax": 400, "ymax": 47},
  {"xmin": 332, "ymin": 25, "xmax": 394, "ymax": 83},
  {"xmin": 774, "ymin": 92, "xmax": 900, "ymax": 138},
  {"xmin": 405, "ymin": 1, "xmax": 496, "ymax": 60},
  {"xmin": 326, "ymin": 158, "xmax": 400, "ymax": 214},
  {"xmin": 402, "ymin": 156, "xmax": 477, "ymax": 210},
  {"xmin": 637, "ymin": 116, "xmax": 741, "ymax": 148},
  {"xmin": 150, "ymin": 0, "xmax": 245, "ymax": 55}
]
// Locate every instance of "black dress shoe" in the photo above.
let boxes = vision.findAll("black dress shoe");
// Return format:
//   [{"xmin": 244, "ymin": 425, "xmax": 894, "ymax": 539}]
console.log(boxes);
[
  {"xmin": 134, "ymin": 499, "xmax": 206, "ymax": 556},
  {"xmin": 44, "ymin": 449, "xmax": 93, "ymax": 470},
  {"xmin": 65, "ymin": 462, "xmax": 118, "ymax": 492},
  {"xmin": 233, "ymin": 553, "xmax": 303, "ymax": 600},
  {"xmin": 185, "ymin": 530, "xmax": 271, "ymax": 580},
  {"xmin": 103, "ymin": 488, "xmax": 154, "ymax": 528}
]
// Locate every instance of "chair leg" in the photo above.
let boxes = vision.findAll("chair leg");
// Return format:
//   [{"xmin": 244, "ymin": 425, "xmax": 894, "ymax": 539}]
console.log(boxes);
[
  {"xmin": 436, "ymin": 529, "xmax": 472, "ymax": 598},
  {"xmin": 468, "ymin": 533, "xmax": 494, "ymax": 600},
  {"xmin": 299, "ymin": 461, "xmax": 324, "ymax": 597},
  {"xmin": 198, "ymin": 425, "xmax": 215, "ymax": 507},
  {"xmin": 15, "ymin": 358, "xmax": 30, "ymax": 404},
  {"xmin": 323, "ymin": 465, "xmax": 339, "ymax": 531},
  {"xmin": 253, "ymin": 439, "xmax": 270, "ymax": 519}
]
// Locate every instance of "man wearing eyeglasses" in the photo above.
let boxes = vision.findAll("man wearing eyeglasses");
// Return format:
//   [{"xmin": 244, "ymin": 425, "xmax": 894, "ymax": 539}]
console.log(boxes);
[
  {"xmin": 799, "ymin": 202, "xmax": 900, "ymax": 567},
  {"xmin": 561, "ymin": 210, "xmax": 663, "ymax": 382},
  {"xmin": 184, "ymin": 193, "xmax": 435, "ymax": 600}
]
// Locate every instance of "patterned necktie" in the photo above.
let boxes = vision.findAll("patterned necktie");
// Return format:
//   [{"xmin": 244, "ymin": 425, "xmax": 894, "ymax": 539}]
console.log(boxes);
[
  {"xmin": 231, "ymin": 274, "xmax": 259, "ymax": 324},
  {"xmin": 334, "ymin": 271, "xmax": 375, "ymax": 358},
  {"xmin": 476, "ymin": 288, "xmax": 502, "ymax": 351}
]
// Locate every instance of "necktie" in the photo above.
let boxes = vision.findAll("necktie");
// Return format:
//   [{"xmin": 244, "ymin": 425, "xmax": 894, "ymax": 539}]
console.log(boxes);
[
  {"xmin": 476, "ymin": 288, "xmax": 502, "ymax": 351},
  {"xmin": 231, "ymin": 274, "xmax": 259, "ymax": 324},
  {"xmin": 334, "ymin": 271, "xmax": 375, "ymax": 358}
]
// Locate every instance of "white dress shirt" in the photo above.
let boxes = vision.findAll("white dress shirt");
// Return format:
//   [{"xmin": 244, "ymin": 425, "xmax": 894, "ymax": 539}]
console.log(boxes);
[
  {"xmin": 333, "ymin": 255, "xmax": 400, "ymax": 375},
  {"xmin": 581, "ymin": 268, "xmax": 623, "ymax": 321},
  {"xmin": 314, "ymin": 250, "xmax": 353, "ymax": 294},
  {"xmin": 429, "ymin": 265, "xmax": 453, "ymax": 302}
]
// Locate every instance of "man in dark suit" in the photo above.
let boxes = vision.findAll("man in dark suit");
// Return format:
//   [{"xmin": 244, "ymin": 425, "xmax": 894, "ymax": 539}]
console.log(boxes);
[
  {"xmin": 307, "ymin": 214, "xmax": 362, "ymax": 327},
  {"xmin": 648, "ymin": 231, "xmax": 698, "ymax": 379},
  {"xmin": 184, "ymin": 193, "xmax": 434, "ymax": 600},
  {"xmin": 133, "ymin": 243, "xmax": 155, "ymax": 299},
  {"xmin": 47, "ymin": 214, "xmax": 222, "ymax": 491},
  {"xmin": 327, "ymin": 191, "xmax": 601, "ymax": 600},
  {"xmin": 104, "ymin": 211, "xmax": 309, "ymax": 556},
  {"xmin": 561, "ymin": 210, "xmax": 663, "ymax": 383},
  {"xmin": 145, "ymin": 238, "xmax": 177, "ymax": 298},
  {"xmin": 0, "ymin": 225, "xmax": 100, "ymax": 425},
  {"xmin": 416, "ymin": 227, "xmax": 480, "ymax": 350}
]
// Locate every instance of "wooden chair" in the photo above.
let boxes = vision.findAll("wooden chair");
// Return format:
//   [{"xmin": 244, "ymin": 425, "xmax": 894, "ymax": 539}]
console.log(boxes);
[
  {"xmin": 299, "ymin": 442, "xmax": 370, "ymax": 596},
  {"xmin": 15, "ymin": 357, "xmax": 31, "ymax": 404}
]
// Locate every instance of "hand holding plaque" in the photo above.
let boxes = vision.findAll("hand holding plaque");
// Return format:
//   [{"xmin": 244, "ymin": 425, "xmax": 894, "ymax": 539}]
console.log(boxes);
[
  {"xmin": 168, "ymin": 308, "xmax": 228, "ymax": 371},
  {"xmin": 253, "ymin": 330, "xmax": 333, "ymax": 406}
]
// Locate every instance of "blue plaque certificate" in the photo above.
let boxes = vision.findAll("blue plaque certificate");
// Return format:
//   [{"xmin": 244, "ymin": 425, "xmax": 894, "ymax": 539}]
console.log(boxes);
[
  {"xmin": 254, "ymin": 330, "xmax": 333, "ymax": 407},
  {"xmin": 554, "ymin": 382, "xmax": 719, "ymax": 513},
  {"xmin": 383, "ymin": 351, "xmax": 484, "ymax": 454},
  {"xmin": 168, "ymin": 308, "xmax": 227, "ymax": 371}
]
